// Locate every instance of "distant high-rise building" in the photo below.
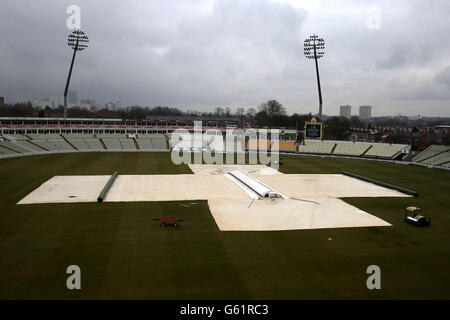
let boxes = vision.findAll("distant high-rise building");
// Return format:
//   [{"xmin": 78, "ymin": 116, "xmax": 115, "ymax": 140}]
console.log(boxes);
[
  {"xmin": 340, "ymin": 105, "xmax": 351, "ymax": 119},
  {"xmin": 68, "ymin": 90, "xmax": 78, "ymax": 108},
  {"xmin": 49, "ymin": 96, "xmax": 58, "ymax": 108},
  {"xmin": 80, "ymin": 99, "xmax": 95, "ymax": 111},
  {"xmin": 0, "ymin": 96, "xmax": 4, "ymax": 108},
  {"xmin": 359, "ymin": 105, "xmax": 372, "ymax": 120},
  {"xmin": 105, "ymin": 102, "xmax": 115, "ymax": 111}
]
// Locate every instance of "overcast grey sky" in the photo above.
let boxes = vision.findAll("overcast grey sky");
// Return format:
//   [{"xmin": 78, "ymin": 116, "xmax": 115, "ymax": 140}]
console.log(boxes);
[{"xmin": 1, "ymin": 0, "xmax": 450, "ymax": 116}]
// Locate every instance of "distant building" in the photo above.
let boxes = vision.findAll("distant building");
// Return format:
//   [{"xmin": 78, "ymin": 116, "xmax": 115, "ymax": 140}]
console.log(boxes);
[
  {"xmin": 37, "ymin": 99, "xmax": 52, "ymax": 109},
  {"xmin": 49, "ymin": 96, "xmax": 58, "ymax": 108},
  {"xmin": 68, "ymin": 91, "xmax": 78, "ymax": 108},
  {"xmin": 34, "ymin": 96, "xmax": 58, "ymax": 109},
  {"xmin": 359, "ymin": 105, "xmax": 372, "ymax": 120},
  {"xmin": 80, "ymin": 99, "xmax": 95, "ymax": 111},
  {"xmin": 340, "ymin": 105, "xmax": 351, "ymax": 119},
  {"xmin": 0, "ymin": 96, "xmax": 4, "ymax": 108},
  {"xmin": 105, "ymin": 102, "xmax": 115, "ymax": 111}
]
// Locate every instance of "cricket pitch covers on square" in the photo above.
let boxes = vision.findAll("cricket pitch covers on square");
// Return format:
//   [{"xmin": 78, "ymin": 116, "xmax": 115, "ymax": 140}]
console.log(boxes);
[{"xmin": 17, "ymin": 164, "xmax": 410, "ymax": 231}]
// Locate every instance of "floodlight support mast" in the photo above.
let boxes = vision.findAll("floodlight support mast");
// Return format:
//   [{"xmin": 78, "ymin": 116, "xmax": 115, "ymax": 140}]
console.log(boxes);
[
  {"xmin": 304, "ymin": 34, "xmax": 325, "ymax": 121},
  {"xmin": 313, "ymin": 43, "xmax": 323, "ymax": 120},
  {"xmin": 63, "ymin": 30, "xmax": 89, "ymax": 118},
  {"xmin": 63, "ymin": 38, "xmax": 79, "ymax": 119}
]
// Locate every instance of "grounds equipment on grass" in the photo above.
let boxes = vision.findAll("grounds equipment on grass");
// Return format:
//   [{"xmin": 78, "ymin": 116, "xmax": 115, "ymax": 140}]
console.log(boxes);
[
  {"xmin": 153, "ymin": 216, "xmax": 184, "ymax": 227},
  {"xmin": 404, "ymin": 207, "xmax": 430, "ymax": 226}
]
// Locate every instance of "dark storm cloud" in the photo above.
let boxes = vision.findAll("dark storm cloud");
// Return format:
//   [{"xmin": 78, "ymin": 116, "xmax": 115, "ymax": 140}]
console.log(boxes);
[{"xmin": 0, "ymin": 0, "xmax": 449, "ymax": 116}]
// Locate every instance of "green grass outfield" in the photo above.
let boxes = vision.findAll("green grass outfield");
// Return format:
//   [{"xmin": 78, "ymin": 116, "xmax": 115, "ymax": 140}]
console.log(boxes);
[{"xmin": 0, "ymin": 152, "xmax": 449, "ymax": 299}]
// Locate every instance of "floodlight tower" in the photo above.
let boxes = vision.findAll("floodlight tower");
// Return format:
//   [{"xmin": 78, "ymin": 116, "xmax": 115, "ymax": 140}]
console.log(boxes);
[
  {"xmin": 304, "ymin": 34, "xmax": 325, "ymax": 120},
  {"xmin": 63, "ymin": 30, "xmax": 89, "ymax": 118}
]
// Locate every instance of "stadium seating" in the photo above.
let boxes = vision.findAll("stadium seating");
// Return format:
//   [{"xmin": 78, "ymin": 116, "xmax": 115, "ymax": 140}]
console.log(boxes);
[
  {"xmin": 151, "ymin": 138, "xmax": 168, "ymax": 150},
  {"xmin": 68, "ymin": 139, "xmax": 90, "ymax": 151},
  {"xmin": 135, "ymin": 139, "xmax": 154, "ymax": 150},
  {"xmin": 333, "ymin": 142, "xmax": 371, "ymax": 156},
  {"xmin": 27, "ymin": 134, "xmax": 62, "ymax": 140},
  {"xmin": 364, "ymin": 143, "xmax": 407, "ymax": 158},
  {"xmin": 119, "ymin": 139, "xmax": 136, "ymax": 150},
  {"xmin": 6, "ymin": 134, "xmax": 29, "ymax": 141},
  {"xmin": 297, "ymin": 140, "xmax": 335, "ymax": 154},
  {"xmin": 1, "ymin": 142, "xmax": 21, "ymax": 155},
  {"xmin": 131, "ymin": 134, "xmax": 168, "ymax": 151},
  {"xmin": 102, "ymin": 139, "xmax": 122, "ymax": 150},
  {"xmin": 0, "ymin": 131, "xmax": 418, "ymax": 164},
  {"xmin": 50, "ymin": 139, "xmax": 74, "ymax": 151},
  {"xmin": 31, "ymin": 139, "xmax": 73, "ymax": 151},
  {"xmin": 408, "ymin": 144, "xmax": 450, "ymax": 168},
  {"xmin": 13, "ymin": 140, "xmax": 46, "ymax": 152},
  {"xmin": 97, "ymin": 134, "xmax": 127, "ymax": 139},
  {"xmin": 138, "ymin": 134, "xmax": 166, "ymax": 139},
  {"xmin": 63, "ymin": 133, "xmax": 95, "ymax": 139},
  {"xmin": 0, "ymin": 141, "xmax": 33, "ymax": 154},
  {"xmin": 425, "ymin": 151, "xmax": 450, "ymax": 166},
  {"xmin": 413, "ymin": 145, "xmax": 449, "ymax": 163},
  {"xmin": 84, "ymin": 139, "xmax": 104, "ymax": 151},
  {"xmin": 0, "ymin": 145, "xmax": 16, "ymax": 155}
]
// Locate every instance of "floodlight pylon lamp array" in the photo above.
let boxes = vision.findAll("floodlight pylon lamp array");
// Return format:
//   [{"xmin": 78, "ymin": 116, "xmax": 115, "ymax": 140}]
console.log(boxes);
[
  {"xmin": 67, "ymin": 30, "xmax": 89, "ymax": 51},
  {"xmin": 303, "ymin": 34, "xmax": 325, "ymax": 59}
]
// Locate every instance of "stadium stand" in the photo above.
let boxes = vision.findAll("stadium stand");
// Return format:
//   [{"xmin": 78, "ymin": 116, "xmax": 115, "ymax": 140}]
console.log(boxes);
[
  {"xmin": 413, "ymin": 145, "xmax": 449, "ymax": 163},
  {"xmin": 31, "ymin": 139, "xmax": 72, "ymax": 151},
  {"xmin": 425, "ymin": 151, "xmax": 450, "ymax": 166},
  {"xmin": 50, "ymin": 139, "xmax": 74, "ymax": 150},
  {"xmin": 364, "ymin": 143, "xmax": 407, "ymax": 158},
  {"xmin": 102, "ymin": 139, "xmax": 122, "ymax": 151},
  {"xmin": 119, "ymin": 139, "xmax": 137, "ymax": 150},
  {"xmin": 151, "ymin": 138, "xmax": 168, "ymax": 150},
  {"xmin": 1, "ymin": 141, "xmax": 31, "ymax": 153},
  {"xmin": 97, "ymin": 134, "xmax": 127, "ymax": 139},
  {"xmin": 68, "ymin": 139, "xmax": 90, "ymax": 151},
  {"xmin": 333, "ymin": 141, "xmax": 371, "ymax": 156},
  {"xmin": 6, "ymin": 134, "xmax": 29, "ymax": 141},
  {"xmin": 241, "ymin": 139, "xmax": 407, "ymax": 160},
  {"xmin": 63, "ymin": 133, "xmax": 95, "ymax": 139},
  {"xmin": 13, "ymin": 140, "xmax": 46, "ymax": 152},
  {"xmin": 0, "ymin": 125, "xmax": 415, "ymax": 163},
  {"xmin": 135, "ymin": 139, "xmax": 154, "ymax": 151},
  {"xmin": 297, "ymin": 140, "xmax": 336, "ymax": 154},
  {"xmin": 0, "ymin": 145, "xmax": 16, "ymax": 155},
  {"xmin": 0, "ymin": 141, "xmax": 32, "ymax": 154},
  {"xmin": 27, "ymin": 134, "xmax": 62, "ymax": 140},
  {"xmin": 138, "ymin": 134, "xmax": 166, "ymax": 139},
  {"xmin": 84, "ymin": 139, "xmax": 104, "ymax": 151},
  {"xmin": 136, "ymin": 134, "xmax": 168, "ymax": 150}
]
